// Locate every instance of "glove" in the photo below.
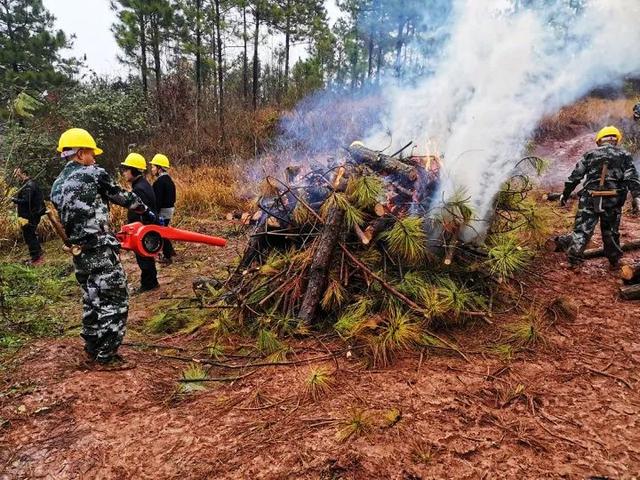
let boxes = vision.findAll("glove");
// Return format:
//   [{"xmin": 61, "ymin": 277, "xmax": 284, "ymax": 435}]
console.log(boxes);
[
  {"xmin": 632, "ymin": 197, "xmax": 640, "ymax": 216},
  {"xmin": 559, "ymin": 194, "xmax": 568, "ymax": 207},
  {"xmin": 10, "ymin": 197, "xmax": 19, "ymax": 204},
  {"xmin": 140, "ymin": 208, "xmax": 158, "ymax": 225}
]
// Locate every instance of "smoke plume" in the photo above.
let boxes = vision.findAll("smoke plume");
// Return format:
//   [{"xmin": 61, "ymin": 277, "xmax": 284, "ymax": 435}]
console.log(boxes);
[{"xmin": 365, "ymin": 0, "xmax": 640, "ymax": 238}]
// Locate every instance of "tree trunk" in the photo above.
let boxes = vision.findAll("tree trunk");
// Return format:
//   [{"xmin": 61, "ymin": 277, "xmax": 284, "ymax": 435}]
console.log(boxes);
[
  {"xmin": 350, "ymin": 23, "xmax": 359, "ymax": 90},
  {"xmin": 252, "ymin": 4, "xmax": 260, "ymax": 111},
  {"xmin": 195, "ymin": 0, "xmax": 202, "ymax": 106},
  {"xmin": 394, "ymin": 17, "xmax": 405, "ymax": 76},
  {"xmin": 243, "ymin": 6, "xmax": 249, "ymax": 103},
  {"xmin": 284, "ymin": 0, "xmax": 291, "ymax": 94},
  {"xmin": 151, "ymin": 16, "xmax": 162, "ymax": 121},
  {"xmin": 214, "ymin": 0, "xmax": 224, "ymax": 142},
  {"xmin": 2, "ymin": 1, "xmax": 19, "ymax": 74},
  {"xmin": 367, "ymin": 35, "xmax": 374, "ymax": 79},
  {"xmin": 138, "ymin": 10, "xmax": 148, "ymax": 97},
  {"xmin": 298, "ymin": 205, "xmax": 346, "ymax": 322},
  {"xmin": 375, "ymin": 35, "xmax": 382, "ymax": 83}
]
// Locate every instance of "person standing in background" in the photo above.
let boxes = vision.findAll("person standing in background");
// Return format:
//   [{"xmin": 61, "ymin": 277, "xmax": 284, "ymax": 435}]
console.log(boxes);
[
  {"xmin": 121, "ymin": 153, "xmax": 160, "ymax": 293},
  {"xmin": 150, "ymin": 154, "xmax": 177, "ymax": 265},
  {"xmin": 11, "ymin": 167, "xmax": 46, "ymax": 265}
]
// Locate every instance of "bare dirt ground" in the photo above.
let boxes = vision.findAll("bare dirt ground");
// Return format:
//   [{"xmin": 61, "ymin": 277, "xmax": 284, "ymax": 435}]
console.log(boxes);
[{"xmin": 2, "ymin": 150, "xmax": 640, "ymax": 479}]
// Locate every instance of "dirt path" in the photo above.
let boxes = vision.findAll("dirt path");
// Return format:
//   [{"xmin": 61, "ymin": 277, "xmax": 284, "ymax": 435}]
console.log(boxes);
[{"xmin": 2, "ymin": 208, "xmax": 640, "ymax": 478}]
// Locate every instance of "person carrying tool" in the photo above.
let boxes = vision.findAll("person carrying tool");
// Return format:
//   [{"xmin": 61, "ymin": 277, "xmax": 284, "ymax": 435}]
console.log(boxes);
[
  {"xmin": 150, "ymin": 153, "xmax": 176, "ymax": 264},
  {"xmin": 50, "ymin": 128, "xmax": 157, "ymax": 369},
  {"xmin": 560, "ymin": 126, "xmax": 640, "ymax": 268},
  {"xmin": 121, "ymin": 153, "xmax": 160, "ymax": 293},
  {"xmin": 11, "ymin": 167, "xmax": 46, "ymax": 265}
]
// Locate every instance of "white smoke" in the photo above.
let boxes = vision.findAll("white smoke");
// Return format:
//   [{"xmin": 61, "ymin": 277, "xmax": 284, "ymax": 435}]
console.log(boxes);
[{"xmin": 365, "ymin": 0, "xmax": 640, "ymax": 239}]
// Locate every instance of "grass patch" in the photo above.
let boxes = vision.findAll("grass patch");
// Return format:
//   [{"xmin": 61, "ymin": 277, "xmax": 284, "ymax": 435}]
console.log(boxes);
[{"xmin": 0, "ymin": 260, "xmax": 78, "ymax": 354}]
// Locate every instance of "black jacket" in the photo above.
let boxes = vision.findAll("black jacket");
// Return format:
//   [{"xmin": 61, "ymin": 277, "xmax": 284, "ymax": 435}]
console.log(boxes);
[
  {"xmin": 128, "ymin": 176, "xmax": 157, "ymax": 223},
  {"xmin": 15, "ymin": 179, "xmax": 45, "ymax": 219},
  {"xmin": 153, "ymin": 173, "xmax": 176, "ymax": 210}
]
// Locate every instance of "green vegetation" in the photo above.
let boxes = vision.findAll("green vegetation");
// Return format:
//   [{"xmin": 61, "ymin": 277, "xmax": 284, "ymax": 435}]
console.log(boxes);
[{"xmin": 0, "ymin": 260, "xmax": 78, "ymax": 355}]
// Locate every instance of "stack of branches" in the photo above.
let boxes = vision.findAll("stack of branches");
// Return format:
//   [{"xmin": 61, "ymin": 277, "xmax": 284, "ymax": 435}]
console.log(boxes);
[{"xmin": 204, "ymin": 144, "xmax": 548, "ymax": 366}]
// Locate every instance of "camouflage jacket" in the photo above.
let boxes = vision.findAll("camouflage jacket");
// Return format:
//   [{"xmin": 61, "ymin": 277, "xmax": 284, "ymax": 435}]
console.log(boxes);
[
  {"xmin": 51, "ymin": 161, "xmax": 147, "ymax": 248},
  {"xmin": 562, "ymin": 144, "xmax": 640, "ymax": 200}
]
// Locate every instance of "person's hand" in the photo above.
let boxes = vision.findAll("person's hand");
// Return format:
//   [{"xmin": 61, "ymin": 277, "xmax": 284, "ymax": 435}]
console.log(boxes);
[
  {"xmin": 141, "ymin": 208, "xmax": 158, "ymax": 225},
  {"xmin": 10, "ymin": 197, "xmax": 19, "ymax": 204},
  {"xmin": 559, "ymin": 194, "xmax": 568, "ymax": 207},
  {"xmin": 632, "ymin": 197, "xmax": 640, "ymax": 216}
]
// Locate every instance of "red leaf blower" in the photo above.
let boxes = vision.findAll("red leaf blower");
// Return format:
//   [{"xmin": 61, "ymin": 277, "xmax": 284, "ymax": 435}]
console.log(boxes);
[{"xmin": 117, "ymin": 222, "xmax": 227, "ymax": 257}]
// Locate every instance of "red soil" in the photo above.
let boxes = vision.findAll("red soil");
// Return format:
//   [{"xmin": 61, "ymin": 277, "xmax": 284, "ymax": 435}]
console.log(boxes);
[{"xmin": 2, "ymin": 157, "xmax": 640, "ymax": 479}]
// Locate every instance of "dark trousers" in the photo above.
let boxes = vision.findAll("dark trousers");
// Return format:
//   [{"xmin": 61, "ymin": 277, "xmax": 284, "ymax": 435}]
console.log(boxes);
[
  {"xmin": 568, "ymin": 196, "xmax": 623, "ymax": 265},
  {"xmin": 135, "ymin": 253, "xmax": 158, "ymax": 289},
  {"xmin": 162, "ymin": 219, "xmax": 175, "ymax": 259},
  {"xmin": 21, "ymin": 217, "xmax": 42, "ymax": 260}
]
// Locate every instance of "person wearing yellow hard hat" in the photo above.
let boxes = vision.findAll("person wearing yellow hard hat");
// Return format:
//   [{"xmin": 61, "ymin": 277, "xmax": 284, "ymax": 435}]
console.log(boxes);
[
  {"xmin": 121, "ymin": 153, "xmax": 160, "ymax": 293},
  {"xmin": 150, "ymin": 153, "xmax": 177, "ymax": 264},
  {"xmin": 50, "ymin": 129, "xmax": 157, "ymax": 370},
  {"xmin": 560, "ymin": 125, "xmax": 640, "ymax": 269}
]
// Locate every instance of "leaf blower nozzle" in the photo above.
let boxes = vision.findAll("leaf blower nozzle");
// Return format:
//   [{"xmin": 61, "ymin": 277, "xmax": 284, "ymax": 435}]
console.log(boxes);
[{"xmin": 117, "ymin": 222, "xmax": 227, "ymax": 257}]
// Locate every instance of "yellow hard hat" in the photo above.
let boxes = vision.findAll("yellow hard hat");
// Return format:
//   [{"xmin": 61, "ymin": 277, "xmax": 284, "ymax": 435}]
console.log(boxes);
[
  {"xmin": 121, "ymin": 152, "xmax": 147, "ymax": 170},
  {"xmin": 595, "ymin": 126, "xmax": 622, "ymax": 144},
  {"xmin": 57, "ymin": 128, "xmax": 103, "ymax": 155},
  {"xmin": 150, "ymin": 153, "xmax": 171, "ymax": 169}
]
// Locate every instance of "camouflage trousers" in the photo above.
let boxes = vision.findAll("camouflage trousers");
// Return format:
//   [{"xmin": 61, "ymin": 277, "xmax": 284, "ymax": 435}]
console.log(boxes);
[
  {"xmin": 568, "ymin": 196, "xmax": 623, "ymax": 265},
  {"xmin": 73, "ymin": 246, "xmax": 129, "ymax": 362}
]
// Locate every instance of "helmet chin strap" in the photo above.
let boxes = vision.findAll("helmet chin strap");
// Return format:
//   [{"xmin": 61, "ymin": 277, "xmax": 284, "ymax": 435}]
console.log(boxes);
[{"xmin": 60, "ymin": 148, "xmax": 79, "ymax": 159}]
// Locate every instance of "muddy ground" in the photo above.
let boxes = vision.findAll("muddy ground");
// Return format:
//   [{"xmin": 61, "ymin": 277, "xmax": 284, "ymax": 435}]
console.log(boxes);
[{"xmin": 2, "ymin": 141, "xmax": 640, "ymax": 479}]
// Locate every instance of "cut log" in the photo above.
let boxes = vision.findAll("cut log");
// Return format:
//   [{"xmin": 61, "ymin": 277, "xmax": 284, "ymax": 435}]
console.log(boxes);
[
  {"xmin": 583, "ymin": 239, "xmax": 640, "ymax": 259},
  {"xmin": 298, "ymin": 204, "xmax": 346, "ymax": 322},
  {"xmin": 620, "ymin": 264, "xmax": 640, "ymax": 284},
  {"xmin": 353, "ymin": 224, "xmax": 373, "ymax": 245},
  {"xmin": 542, "ymin": 192, "xmax": 579, "ymax": 202},
  {"xmin": 545, "ymin": 236, "xmax": 640, "ymax": 259},
  {"xmin": 374, "ymin": 203, "xmax": 386, "ymax": 217},
  {"xmin": 348, "ymin": 142, "xmax": 418, "ymax": 180},
  {"xmin": 620, "ymin": 283, "xmax": 640, "ymax": 300},
  {"xmin": 332, "ymin": 166, "xmax": 346, "ymax": 189},
  {"xmin": 544, "ymin": 234, "xmax": 572, "ymax": 253}
]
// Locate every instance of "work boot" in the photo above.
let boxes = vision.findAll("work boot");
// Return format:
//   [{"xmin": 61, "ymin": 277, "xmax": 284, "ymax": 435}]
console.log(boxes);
[
  {"xmin": 133, "ymin": 283, "xmax": 160, "ymax": 295},
  {"xmin": 158, "ymin": 256, "xmax": 173, "ymax": 266},
  {"xmin": 25, "ymin": 255, "xmax": 44, "ymax": 266},
  {"xmin": 94, "ymin": 354, "xmax": 136, "ymax": 371},
  {"xmin": 608, "ymin": 258, "xmax": 621, "ymax": 271}
]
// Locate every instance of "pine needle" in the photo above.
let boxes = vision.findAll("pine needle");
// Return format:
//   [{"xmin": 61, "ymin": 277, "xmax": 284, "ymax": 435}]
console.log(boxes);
[
  {"xmin": 347, "ymin": 174, "xmax": 384, "ymax": 209},
  {"xmin": 486, "ymin": 235, "xmax": 531, "ymax": 280},
  {"xmin": 178, "ymin": 363, "xmax": 208, "ymax": 393},
  {"xmin": 305, "ymin": 366, "xmax": 334, "ymax": 401},
  {"xmin": 336, "ymin": 408, "xmax": 372, "ymax": 442},
  {"xmin": 381, "ymin": 216, "xmax": 427, "ymax": 263}
]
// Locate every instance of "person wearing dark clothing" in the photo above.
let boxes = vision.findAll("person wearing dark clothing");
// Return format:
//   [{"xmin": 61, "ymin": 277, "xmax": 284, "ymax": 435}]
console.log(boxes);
[
  {"xmin": 150, "ymin": 154, "xmax": 177, "ymax": 264},
  {"xmin": 11, "ymin": 168, "xmax": 46, "ymax": 264},
  {"xmin": 561, "ymin": 126, "xmax": 640, "ymax": 268},
  {"xmin": 121, "ymin": 153, "xmax": 159, "ymax": 293}
]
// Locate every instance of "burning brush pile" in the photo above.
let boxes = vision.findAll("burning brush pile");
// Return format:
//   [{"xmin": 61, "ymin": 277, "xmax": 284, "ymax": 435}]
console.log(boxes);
[{"xmin": 205, "ymin": 142, "xmax": 550, "ymax": 365}]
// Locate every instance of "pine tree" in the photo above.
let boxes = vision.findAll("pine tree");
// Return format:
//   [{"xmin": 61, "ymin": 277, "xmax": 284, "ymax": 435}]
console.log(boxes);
[{"xmin": 0, "ymin": 0, "xmax": 76, "ymax": 103}]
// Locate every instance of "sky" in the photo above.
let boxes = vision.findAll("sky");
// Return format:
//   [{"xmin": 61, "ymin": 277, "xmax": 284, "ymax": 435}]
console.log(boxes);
[
  {"xmin": 43, "ymin": 0, "xmax": 126, "ymax": 77},
  {"xmin": 43, "ymin": 0, "xmax": 341, "ymax": 78}
]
